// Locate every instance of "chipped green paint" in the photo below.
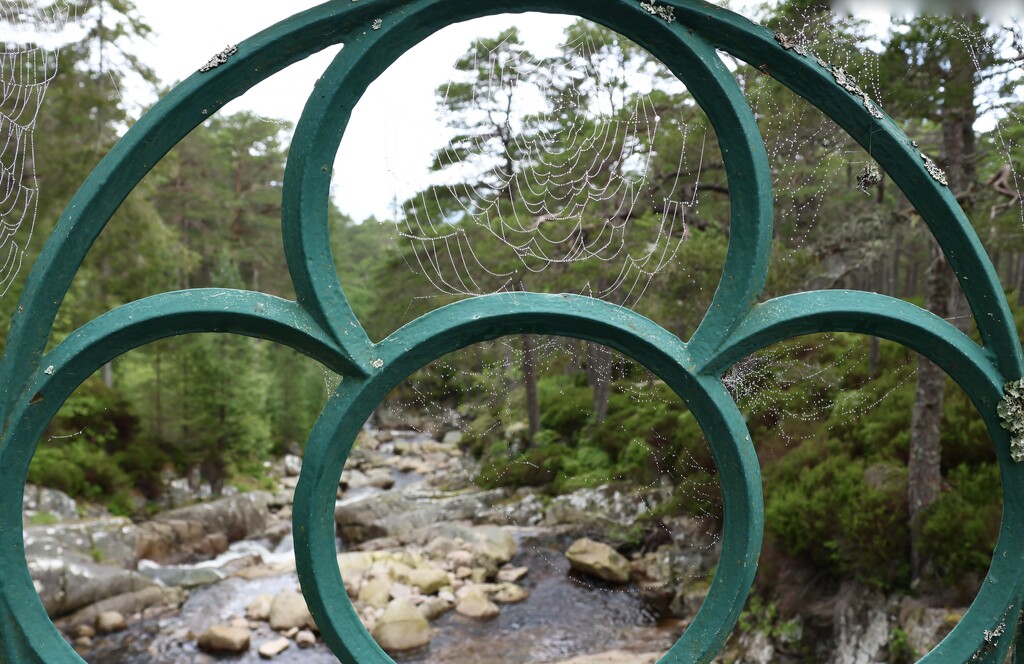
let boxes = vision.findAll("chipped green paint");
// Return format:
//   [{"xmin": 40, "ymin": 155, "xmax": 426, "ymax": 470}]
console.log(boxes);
[{"xmin": 0, "ymin": 0, "xmax": 1020, "ymax": 662}]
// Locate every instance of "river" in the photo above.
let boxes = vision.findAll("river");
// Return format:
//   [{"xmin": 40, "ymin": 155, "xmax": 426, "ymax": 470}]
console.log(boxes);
[{"xmin": 73, "ymin": 428, "xmax": 689, "ymax": 663}]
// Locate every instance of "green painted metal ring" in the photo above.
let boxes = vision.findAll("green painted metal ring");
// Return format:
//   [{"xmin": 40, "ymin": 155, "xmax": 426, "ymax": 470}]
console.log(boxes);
[
  {"xmin": 294, "ymin": 293, "xmax": 762, "ymax": 662},
  {"xmin": 0, "ymin": 0, "xmax": 1021, "ymax": 661}
]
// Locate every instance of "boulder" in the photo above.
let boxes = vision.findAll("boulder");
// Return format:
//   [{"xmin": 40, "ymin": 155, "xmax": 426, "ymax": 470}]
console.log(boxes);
[
  {"xmin": 25, "ymin": 517, "xmax": 137, "ymax": 569},
  {"xmin": 136, "ymin": 492, "xmax": 271, "ymax": 564},
  {"xmin": 544, "ymin": 485, "xmax": 648, "ymax": 533},
  {"xmin": 335, "ymin": 489, "xmax": 503, "ymax": 545},
  {"xmin": 57, "ymin": 585, "xmax": 184, "ymax": 631},
  {"xmin": 269, "ymin": 590, "xmax": 317, "ymax": 632},
  {"xmin": 30, "ymin": 557, "xmax": 158, "ymax": 618},
  {"xmin": 565, "ymin": 538, "xmax": 631, "ymax": 584},
  {"xmin": 455, "ymin": 589, "xmax": 500, "ymax": 620},
  {"xmin": 197, "ymin": 625, "xmax": 251, "ymax": 654},
  {"xmin": 370, "ymin": 600, "xmax": 431, "ymax": 653},
  {"xmin": 23, "ymin": 485, "xmax": 78, "ymax": 522}
]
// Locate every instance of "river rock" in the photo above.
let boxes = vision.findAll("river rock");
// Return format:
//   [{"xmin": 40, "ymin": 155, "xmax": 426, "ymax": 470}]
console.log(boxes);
[
  {"xmin": 197, "ymin": 625, "xmax": 251, "ymax": 654},
  {"xmin": 196, "ymin": 627, "xmax": 250, "ymax": 651},
  {"xmin": 269, "ymin": 590, "xmax": 317, "ymax": 631},
  {"xmin": 370, "ymin": 599, "xmax": 431, "ymax": 652},
  {"xmin": 425, "ymin": 536, "xmax": 458, "ymax": 559},
  {"xmin": 341, "ymin": 469, "xmax": 371, "ymax": 490},
  {"xmin": 407, "ymin": 566, "xmax": 449, "ymax": 595},
  {"xmin": 483, "ymin": 490, "xmax": 546, "ymax": 526},
  {"xmin": 455, "ymin": 589, "xmax": 500, "ymax": 620},
  {"xmin": 338, "ymin": 551, "xmax": 377, "ymax": 578},
  {"xmin": 366, "ymin": 468, "xmax": 396, "ymax": 490},
  {"xmin": 899, "ymin": 596, "xmax": 961, "ymax": 655},
  {"xmin": 389, "ymin": 582, "xmax": 413, "ymax": 601},
  {"xmin": 566, "ymin": 538, "xmax": 631, "ymax": 584},
  {"xmin": 492, "ymin": 582, "xmax": 529, "ymax": 603},
  {"xmin": 433, "ymin": 524, "xmax": 517, "ymax": 565},
  {"xmin": 246, "ymin": 594, "xmax": 273, "ymax": 621},
  {"xmin": 418, "ymin": 596, "xmax": 453, "ymax": 620},
  {"xmin": 358, "ymin": 577, "xmax": 392, "ymax": 609},
  {"xmin": 295, "ymin": 629, "xmax": 317, "ymax": 647},
  {"xmin": 283, "ymin": 454, "xmax": 303, "ymax": 477},
  {"xmin": 258, "ymin": 636, "xmax": 291, "ymax": 658},
  {"xmin": 95, "ymin": 610, "xmax": 126, "ymax": 633},
  {"xmin": 497, "ymin": 566, "xmax": 529, "ymax": 583},
  {"xmin": 446, "ymin": 549, "xmax": 474, "ymax": 568}
]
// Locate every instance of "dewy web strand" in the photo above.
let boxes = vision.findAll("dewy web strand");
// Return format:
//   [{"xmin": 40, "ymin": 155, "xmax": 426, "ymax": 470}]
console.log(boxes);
[
  {"xmin": 0, "ymin": 1, "xmax": 72, "ymax": 297},
  {"xmin": 394, "ymin": 25, "xmax": 699, "ymax": 310}
]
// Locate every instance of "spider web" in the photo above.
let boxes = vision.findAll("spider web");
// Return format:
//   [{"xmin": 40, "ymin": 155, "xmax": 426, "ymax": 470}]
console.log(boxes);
[
  {"xmin": 369, "ymin": 8, "xmax": 1024, "ymax": 659},
  {"xmin": 0, "ymin": 0, "xmax": 72, "ymax": 297},
  {"xmin": 394, "ymin": 26, "xmax": 701, "ymax": 310}
]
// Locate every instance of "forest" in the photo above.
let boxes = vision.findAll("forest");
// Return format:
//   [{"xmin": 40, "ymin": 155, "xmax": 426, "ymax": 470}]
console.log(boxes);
[{"xmin": 2, "ymin": 0, "xmax": 1023, "ymax": 630}]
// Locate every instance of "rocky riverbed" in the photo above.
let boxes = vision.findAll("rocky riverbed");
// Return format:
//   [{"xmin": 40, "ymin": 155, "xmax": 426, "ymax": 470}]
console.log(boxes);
[
  {"xmin": 27, "ymin": 427, "xmax": 708, "ymax": 663},
  {"xmin": 24, "ymin": 426, "xmax": 966, "ymax": 662}
]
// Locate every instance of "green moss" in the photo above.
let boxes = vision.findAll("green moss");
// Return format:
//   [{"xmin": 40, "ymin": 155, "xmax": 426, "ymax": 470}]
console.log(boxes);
[{"xmin": 29, "ymin": 512, "xmax": 59, "ymax": 526}]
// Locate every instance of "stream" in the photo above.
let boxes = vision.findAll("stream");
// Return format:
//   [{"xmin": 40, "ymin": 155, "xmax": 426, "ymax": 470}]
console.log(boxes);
[
  {"xmin": 81, "ymin": 535, "xmax": 681, "ymax": 663},
  {"xmin": 66, "ymin": 428, "xmax": 692, "ymax": 663}
]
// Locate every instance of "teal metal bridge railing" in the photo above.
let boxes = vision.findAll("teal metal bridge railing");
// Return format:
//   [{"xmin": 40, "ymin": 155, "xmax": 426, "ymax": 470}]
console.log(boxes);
[{"xmin": 1, "ymin": 1, "xmax": 1021, "ymax": 661}]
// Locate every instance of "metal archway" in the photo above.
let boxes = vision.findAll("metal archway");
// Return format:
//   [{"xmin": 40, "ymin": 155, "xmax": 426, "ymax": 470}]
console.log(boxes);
[{"xmin": 0, "ymin": 0, "xmax": 1021, "ymax": 662}]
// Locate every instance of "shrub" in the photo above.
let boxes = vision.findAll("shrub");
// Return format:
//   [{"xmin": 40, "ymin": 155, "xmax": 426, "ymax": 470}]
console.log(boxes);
[
  {"xmin": 919, "ymin": 463, "xmax": 1000, "ymax": 588},
  {"xmin": 765, "ymin": 440, "xmax": 910, "ymax": 589}
]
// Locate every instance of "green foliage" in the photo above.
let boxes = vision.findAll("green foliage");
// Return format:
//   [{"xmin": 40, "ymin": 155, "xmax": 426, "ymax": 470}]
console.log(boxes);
[
  {"xmin": 918, "ymin": 463, "xmax": 1001, "ymax": 587},
  {"xmin": 538, "ymin": 375, "xmax": 591, "ymax": 435},
  {"xmin": 888, "ymin": 627, "xmax": 918, "ymax": 664},
  {"xmin": 28, "ymin": 439, "xmax": 132, "ymax": 506},
  {"xmin": 765, "ymin": 440, "xmax": 911, "ymax": 589}
]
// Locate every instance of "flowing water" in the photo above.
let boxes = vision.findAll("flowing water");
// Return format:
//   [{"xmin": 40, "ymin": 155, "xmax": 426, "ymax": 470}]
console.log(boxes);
[
  {"xmin": 81, "ymin": 530, "xmax": 681, "ymax": 663},
  {"xmin": 77, "ymin": 429, "xmax": 683, "ymax": 663}
]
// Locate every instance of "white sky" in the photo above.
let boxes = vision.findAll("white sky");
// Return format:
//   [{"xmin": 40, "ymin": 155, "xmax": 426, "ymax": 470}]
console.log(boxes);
[{"xmin": 130, "ymin": 1, "xmax": 575, "ymax": 221}]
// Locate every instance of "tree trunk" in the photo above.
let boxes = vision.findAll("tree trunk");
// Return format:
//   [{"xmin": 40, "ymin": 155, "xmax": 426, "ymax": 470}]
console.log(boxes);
[
  {"xmin": 521, "ymin": 334, "xmax": 540, "ymax": 441},
  {"xmin": 909, "ymin": 246, "xmax": 951, "ymax": 581},
  {"xmin": 890, "ymin": 230, "xmax": 902, "ymax": 296},
  {"xmin": 908, "ymin": 19, "xmax": 977, "ymax": 583}
]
